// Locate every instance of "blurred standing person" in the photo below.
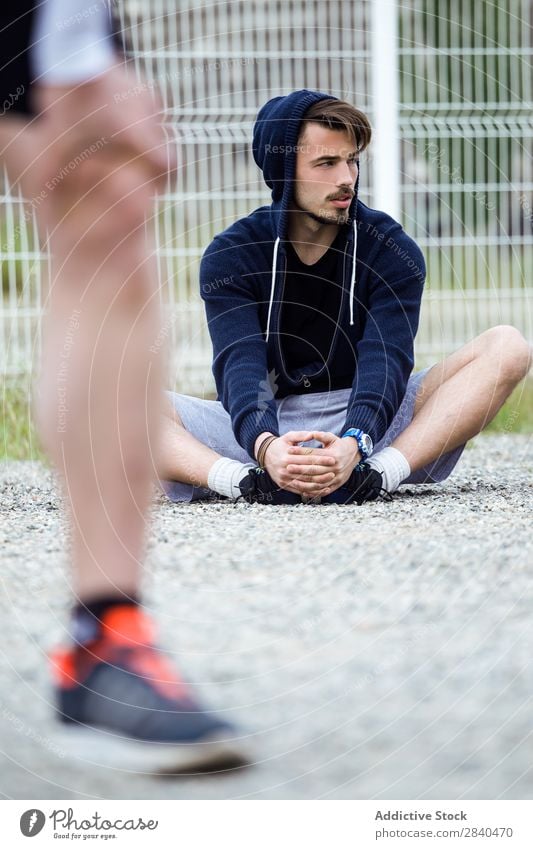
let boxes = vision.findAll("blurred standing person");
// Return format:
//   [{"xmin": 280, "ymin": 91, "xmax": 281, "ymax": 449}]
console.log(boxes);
[{"xmin": 0, "ymin": 1, "xmax": 243, "ymax": 772}]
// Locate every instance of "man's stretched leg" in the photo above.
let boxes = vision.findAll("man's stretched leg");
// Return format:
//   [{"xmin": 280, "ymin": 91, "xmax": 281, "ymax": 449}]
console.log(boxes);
[
  {"xmin": 369, "ymin": 325, "xmax": 532, "ymax": 489},
  {"xmin": 159, "ymin": 400, "xmax": 224, "ymax": 491},
  {"xmin": 160, "ymin": 399, "xmax": 330, "ymax": 502},
  {"xmin": 160, "ymin": 392, "xmax": 286, "ymax": 498}
]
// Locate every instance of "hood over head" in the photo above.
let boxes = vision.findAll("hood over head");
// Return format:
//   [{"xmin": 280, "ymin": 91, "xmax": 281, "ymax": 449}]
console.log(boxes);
[
  {"xmin": 252, "ymin": 90, "xmax": 362, "ymax": 336},
  {"xmin": 253, "ymin": 90, "xmax": 335, "ymax": 201}
]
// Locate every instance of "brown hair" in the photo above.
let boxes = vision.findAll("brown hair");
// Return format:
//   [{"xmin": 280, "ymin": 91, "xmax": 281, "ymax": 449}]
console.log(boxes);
[{"xmin": 299, "ymin": 98, "xmax": 372, "ymax": 153}]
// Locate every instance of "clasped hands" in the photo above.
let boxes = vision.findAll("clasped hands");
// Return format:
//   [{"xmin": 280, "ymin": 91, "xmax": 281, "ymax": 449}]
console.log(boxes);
[{"xmin": 254, "ymin": 431, "xmax": 361, "ymax": 497}]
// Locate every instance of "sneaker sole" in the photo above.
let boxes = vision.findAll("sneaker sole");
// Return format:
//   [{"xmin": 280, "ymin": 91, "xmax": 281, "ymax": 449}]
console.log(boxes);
[{"xmin": 53, "ymin": 726, "xmax": 250, "ymax": 774}]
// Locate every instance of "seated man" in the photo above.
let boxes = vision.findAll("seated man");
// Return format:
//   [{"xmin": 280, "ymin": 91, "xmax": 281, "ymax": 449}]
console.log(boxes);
[{"xmin": 160, "ymin": 89, "xmax": 531, "ymax": 505}]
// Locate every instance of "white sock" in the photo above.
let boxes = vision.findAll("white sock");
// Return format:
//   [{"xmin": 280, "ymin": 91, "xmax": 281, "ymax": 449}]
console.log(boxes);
[
  {"xmin": 207, "ymin": 457, "xmax": 255, "ymax": 498},
  {"xmin": 366, "ymin": 446, "xmax": 411, "ymax": 493}
]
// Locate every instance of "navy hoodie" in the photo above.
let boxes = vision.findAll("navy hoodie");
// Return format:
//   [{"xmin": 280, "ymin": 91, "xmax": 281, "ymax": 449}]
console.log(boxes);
[{"xmin": 200, "ymin": 89, "xmax": 426, "ymax": 458}]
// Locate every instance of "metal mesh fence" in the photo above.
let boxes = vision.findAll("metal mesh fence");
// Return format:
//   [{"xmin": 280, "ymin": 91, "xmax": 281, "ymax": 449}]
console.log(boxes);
[
  {"xmin": 398, "ymin": 0, "xmax": 533, "ymax": 358},
  {"xmin": 1, "ymin": 0, "xmax": 531, "ymax": 390}
]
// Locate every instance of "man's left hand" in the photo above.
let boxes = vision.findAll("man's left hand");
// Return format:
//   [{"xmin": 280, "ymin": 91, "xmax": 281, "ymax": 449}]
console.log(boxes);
[{"xmin": 286, "ymin": 431, "xmax": 360, "ymax": 495}]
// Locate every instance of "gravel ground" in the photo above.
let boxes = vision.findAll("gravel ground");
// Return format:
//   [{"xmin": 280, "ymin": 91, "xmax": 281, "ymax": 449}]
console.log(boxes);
[{"xmin": 1, "ymin": 433, "xmax": 532, "ymax": 800}]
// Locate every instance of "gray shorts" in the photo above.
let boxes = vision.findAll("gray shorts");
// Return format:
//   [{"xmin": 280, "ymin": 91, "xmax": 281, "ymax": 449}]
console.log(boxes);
[{"xmin": 163, "ymin": 367, "xmax": 466, "ymax": 502}]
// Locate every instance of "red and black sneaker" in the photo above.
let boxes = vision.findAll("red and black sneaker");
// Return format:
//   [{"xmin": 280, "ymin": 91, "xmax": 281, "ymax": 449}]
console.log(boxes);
[{"xmin": 50, "ymin": 606, "xmax": 248, "ymax": 774}]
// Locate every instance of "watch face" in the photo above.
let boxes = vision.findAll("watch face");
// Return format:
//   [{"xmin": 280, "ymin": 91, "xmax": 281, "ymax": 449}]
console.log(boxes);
[{"xmin": 361, "ymin": 434, "xmax": 373, "ymax": 455}]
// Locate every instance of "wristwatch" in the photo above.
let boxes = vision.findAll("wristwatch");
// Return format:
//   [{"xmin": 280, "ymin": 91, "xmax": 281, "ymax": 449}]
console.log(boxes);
[{"xmin": 341, "ymin": 427, "xmax": 373, "ymax": 458}]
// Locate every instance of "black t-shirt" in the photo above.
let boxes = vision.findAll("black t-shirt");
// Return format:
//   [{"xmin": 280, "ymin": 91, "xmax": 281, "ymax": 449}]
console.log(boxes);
[{"xmin": 279, "ymin": 233, "xmax": 354, "ymax": 393}]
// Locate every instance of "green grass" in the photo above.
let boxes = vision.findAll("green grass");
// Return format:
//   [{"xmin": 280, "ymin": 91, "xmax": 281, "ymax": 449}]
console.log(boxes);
[
  {"xmin": 1, "ymin": 376, "xmax": 531, "ymax": 462},
  {"xmin": 1, "ymin": 381, "xmax": 45, "ymax": 462},
  {"xmin": 0, "ymin": 217, "xmax": 39, "ymax": 297},
  {"xmin": 482, "ymin": 379, "xmax": 533, "ymax": 435}
]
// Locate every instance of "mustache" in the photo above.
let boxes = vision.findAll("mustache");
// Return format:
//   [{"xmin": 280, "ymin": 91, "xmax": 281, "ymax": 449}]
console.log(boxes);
[{"xmin": 327, "ymin": 190, "xmax": 355, "ymax": 201}]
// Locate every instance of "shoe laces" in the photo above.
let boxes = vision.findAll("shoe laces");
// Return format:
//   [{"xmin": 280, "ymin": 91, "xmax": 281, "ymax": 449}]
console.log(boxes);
[
  {"xmin": 350, "ymin": 462, "xmax": 393, "ymax": 505},
  {"xmin": 237, "ymin": 467, "xmax": 278, "ymax": 504}
]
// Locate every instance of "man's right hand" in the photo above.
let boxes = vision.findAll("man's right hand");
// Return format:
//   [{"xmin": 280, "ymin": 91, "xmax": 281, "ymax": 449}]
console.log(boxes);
[{"xmin": 261, "ymin": 431, "xmax": 337, "ymax": 497}]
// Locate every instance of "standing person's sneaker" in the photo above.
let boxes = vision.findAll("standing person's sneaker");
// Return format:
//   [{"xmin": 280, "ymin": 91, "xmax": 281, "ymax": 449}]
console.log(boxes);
[
  {"xmin": 323, "ymin": 462, "xmax": 391, "ymax": 505},
  {"xmin": 238, "ymin": 467, "xmax": 300, "ymax": 504},
  {"xmin": 50, "ymin": 606, "xmax": 248, "ymax": 773}
]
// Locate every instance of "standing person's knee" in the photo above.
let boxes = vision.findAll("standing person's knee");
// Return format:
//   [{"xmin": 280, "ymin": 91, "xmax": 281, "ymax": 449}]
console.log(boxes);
[
  {"xmin": 101, "ymin": 162, "xmax": 153, "ymax": 230},
  {"xmin": 52, "ymin": 156, "xmax": 158, "ymax": 306},
  {"xmin": 70, "ymin": 157, "xmax": 153, "ymax": 240},
  {"xmin": 49, "ymin": 148, "xmax": 154, "ymax": 240}
]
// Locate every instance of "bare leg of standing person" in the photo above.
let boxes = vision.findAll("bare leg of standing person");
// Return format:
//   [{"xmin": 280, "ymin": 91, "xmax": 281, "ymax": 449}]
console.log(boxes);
[{"xmin": 0, "ymin": 52, "xmax": 245, "ymax": 772}]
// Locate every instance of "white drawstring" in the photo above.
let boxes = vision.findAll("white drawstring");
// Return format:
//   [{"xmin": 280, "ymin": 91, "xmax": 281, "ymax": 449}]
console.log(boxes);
[
  {"xmin": 265, "ymin": 236, "xmax": 280, "ymax": 342},
  {"xmin": 267, "ymin": 226, "xmax": 355, "ymax": 336},
  {"xmin": 349, "ymin": 219, "xmax": 357, "ymax": 326}
]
